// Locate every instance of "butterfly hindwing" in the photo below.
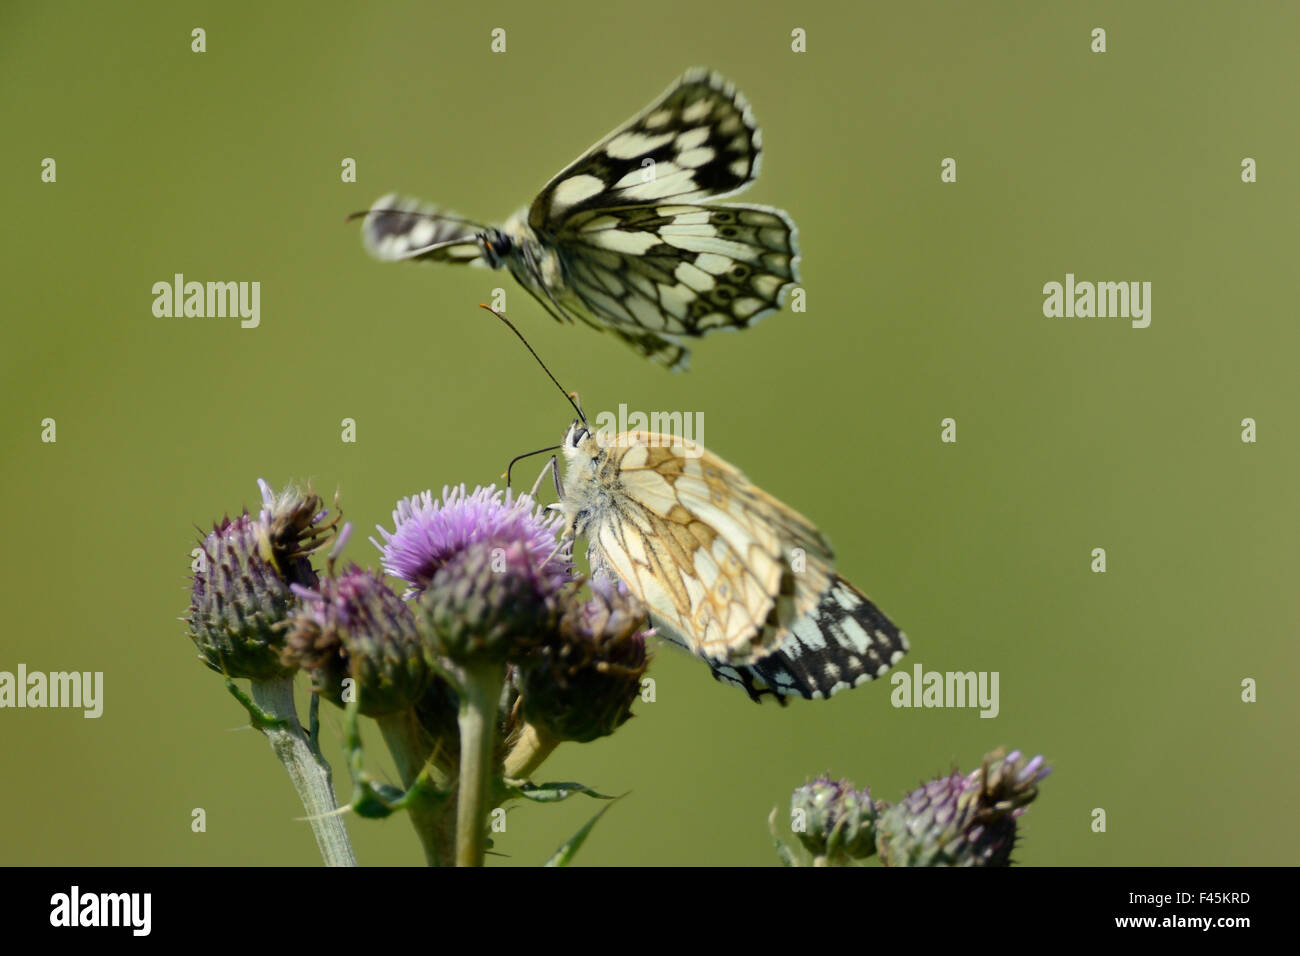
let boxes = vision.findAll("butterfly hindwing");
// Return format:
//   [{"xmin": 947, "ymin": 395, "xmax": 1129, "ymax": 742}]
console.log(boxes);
[
  {"xmin": 558, "ymin": 203, "xmax": 800, "ymax": 341},
  {"xmin": 703, "ymin": 577, "xmax": 910, "ymax": 702}
]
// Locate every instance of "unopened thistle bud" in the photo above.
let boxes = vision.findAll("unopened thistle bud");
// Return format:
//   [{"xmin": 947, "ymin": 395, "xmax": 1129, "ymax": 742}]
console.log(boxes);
[
  {"xmin": 521, "ymin": 577, "xmax": 650, "ymax": 743},
  {"xmin": 186, "ymin": 480, "xmax": 341, "ymax": 680},
  {"xmin": 284, "ymin": 565, "xmax": 430, "ymax": 716},
  {"xmin": 789, "ymin": 776, "xmax": 881, "ymax": 863},
  {"xmin": 187, "ymin": 512, "xmax": 296, "ymax": 680},
  {"xmin": 418, "ymin": 539, "xmax": 558, "ymax": 664},
  {"xmin": 876, "ymin": 748, "xmax": 1052, "ymax": 867}
]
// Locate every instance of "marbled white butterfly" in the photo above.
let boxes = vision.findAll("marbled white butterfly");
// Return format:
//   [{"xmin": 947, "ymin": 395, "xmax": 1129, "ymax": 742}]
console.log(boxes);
[
  {"xmin": 483, "ymin": 301, "xmax": 910, "ymax": 704},
  {"xmin": 360, "ymin": 69, "xmax": 800, "ymax": 369},
  {"xmin": 549, "ymin": 419, "xmax": 910, "ymax": 702}
]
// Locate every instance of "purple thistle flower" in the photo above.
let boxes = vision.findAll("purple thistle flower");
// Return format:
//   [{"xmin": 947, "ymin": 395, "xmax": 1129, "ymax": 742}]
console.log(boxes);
[
  {"xmin": 374, "ymin": 485, "xmax": 574, "ymax": 665},
  {"xmin": 372, "ymin": 485, "xmax": 571, "ymax": 596}
]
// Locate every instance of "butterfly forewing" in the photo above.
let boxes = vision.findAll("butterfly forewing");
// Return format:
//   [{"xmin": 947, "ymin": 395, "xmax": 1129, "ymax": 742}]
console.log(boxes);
[
  {"xmin": 574, "ymin": 436, "xmax": 785, "ymax": 665},
  {"xmin": 529, "ymin": 69, "xmax": 762, "ymax": 228}
]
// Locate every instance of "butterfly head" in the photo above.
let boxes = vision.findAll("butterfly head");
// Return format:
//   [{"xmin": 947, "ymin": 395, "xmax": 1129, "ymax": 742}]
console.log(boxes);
[
  {"xmin": 477, "ymin": 228, "xmax": 514, "ymax": 268},
  {"xmin": 562, "ymin": 418, "xmax": 594, "ymax": 458}
]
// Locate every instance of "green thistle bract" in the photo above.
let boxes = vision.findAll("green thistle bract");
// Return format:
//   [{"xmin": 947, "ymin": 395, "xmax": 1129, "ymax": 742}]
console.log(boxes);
[{"xmin": 790, "ymin": 776, "xmax": 880, "ymax": 862}]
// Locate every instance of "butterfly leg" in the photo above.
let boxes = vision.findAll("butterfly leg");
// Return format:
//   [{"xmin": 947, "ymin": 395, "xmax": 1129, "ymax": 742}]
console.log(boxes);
[{"xmin": 527, "ymin": 454, "xmax": 559, "ymax": 500}]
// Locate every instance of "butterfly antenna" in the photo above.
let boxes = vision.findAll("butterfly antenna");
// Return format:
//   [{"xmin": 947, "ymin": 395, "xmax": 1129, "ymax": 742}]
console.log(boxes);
[
  {"xmin": 480, "ymin": 304, "xmax": 587, "ymax": 425},
  {"xmin": 505, "ymin": 444, "xmax": 561, "ymax": 489}
]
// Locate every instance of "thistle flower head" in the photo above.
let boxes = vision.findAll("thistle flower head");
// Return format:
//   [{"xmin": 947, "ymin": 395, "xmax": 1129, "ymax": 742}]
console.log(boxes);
[
  {"xmin": 876, "ymin": 748, "xmax": 1052, "ymax": 867},
  {"xmin": 521, "ymin": 576, "xmax": 652, "ymax": 743},
  {"xmin": 187, "ymin": 511, "xmax": 297, "ymax": 680},
  {"xmin": 185, "ymin": 479, "xmax": 341, "ymax": 680},
  {"xmin": 789, "ymin": 775, "xmax": 881, "ymax": 863},
  {"xmin": 373, "ymin": 485, "xmax": 570, "ymax": 595},
  {"xmin": 423, "ymin": 536, "xmax": 561, "ymax": 663},
  {"xmin": 371, "ymin": 485, "xmax": 572, "ymax": 666},
  {"xmin": 283, "ymin": 563, "xmax": 431, "ymax": 716}
]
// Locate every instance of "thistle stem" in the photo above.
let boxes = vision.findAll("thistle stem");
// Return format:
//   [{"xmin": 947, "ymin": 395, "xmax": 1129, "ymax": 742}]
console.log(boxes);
[
  {"xmin": 504, "ymin": 721, "xmax": 559, "ymax": 780},
  {"xmin": 453, "ymin": 660, "xmax": 506, "ymax": 867},
  {"xmin": 248, "ymin": 678, "xmax": 357, "ymax": 867},
  {"xmin": 377, "ymin": 709, "xmax": 454, "ymax": 866}
]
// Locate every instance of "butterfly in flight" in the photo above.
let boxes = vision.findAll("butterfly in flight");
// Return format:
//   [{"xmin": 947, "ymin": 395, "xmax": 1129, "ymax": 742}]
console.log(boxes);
[
  {"xmin": 359, "ymin": 69, "xmax": 800, "ymax": 369},
  {"xmin": 490, "ymin": 310, "xmax": 908, "ymax": 702}
]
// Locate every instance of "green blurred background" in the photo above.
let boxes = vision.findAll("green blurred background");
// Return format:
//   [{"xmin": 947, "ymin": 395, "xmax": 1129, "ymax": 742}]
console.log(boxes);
[{"xmin": 2, "ymin": 0, "xmax": 1296, "ymax": 866}]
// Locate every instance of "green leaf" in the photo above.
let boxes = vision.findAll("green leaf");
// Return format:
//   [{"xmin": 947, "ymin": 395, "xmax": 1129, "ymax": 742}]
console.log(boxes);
[
  {"xmin": 224, "ymin": 679, "xmax": 289, "ymax": 731},
  {"xmin": 544, "ymin": 795, "xmax": 625, "ymax": 867},
  {"xmin": 350, "ymin": 780, "xmax": 408, "ymax": 819},
  {"xmin": 511, "ymin": 781, "xmax": 615, "ymax": 803}
]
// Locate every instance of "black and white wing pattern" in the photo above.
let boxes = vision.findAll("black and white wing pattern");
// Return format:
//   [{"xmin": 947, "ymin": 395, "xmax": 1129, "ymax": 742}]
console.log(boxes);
[
  {"xmin": 359, "ymin": 69, "xmax": 800, "ymax": 368},
  {"xmin": 529, "ymin": 68, "xmax": 765, "ymax": 224},
  {"xmin": 360, "ymin": 194, "xmax": 483, "ymax": 265},
  {"xmin": 529, "ymin": 69, "xmax": 800, "ymax": 366},
  {"xmin": 696, "ymin": 579, "xmax": 910, "ymax": 703},
  {"xmin": 549, "ymin": 202, "xmax": 800, "ymax": 368}
]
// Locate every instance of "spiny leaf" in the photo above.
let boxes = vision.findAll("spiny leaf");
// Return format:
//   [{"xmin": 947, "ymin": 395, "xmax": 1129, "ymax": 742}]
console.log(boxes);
[
  {"xmin": 544, "ymin": 795, "xmax": 625, "ymax": 867},
  {"xmin": 511, "ymin": 780, "xmax": 615, "ymax": 803}
]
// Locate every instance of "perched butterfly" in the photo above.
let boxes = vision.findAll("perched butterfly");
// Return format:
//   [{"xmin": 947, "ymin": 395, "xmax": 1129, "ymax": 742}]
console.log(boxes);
[
  {"xmin": 545, "ymin": 420, "xmax": 909, "ymax": 702},
  {"xmin": 359, "ymin": 69, "xmax": 800, "ymax": 369}
]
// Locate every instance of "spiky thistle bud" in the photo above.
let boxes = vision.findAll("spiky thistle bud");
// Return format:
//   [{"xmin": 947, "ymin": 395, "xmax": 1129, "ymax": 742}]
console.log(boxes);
[
  {"xmin": 185, "ymin": 479, "xmax": 341, "ymax": 680},
  {"xmin": 418, "ymin": 538, "xmax": 559, "ymax": 664},
  {"xmin": 520, "ymin": 577, "xmax": 650, "ymax": 743},
  {"xmin": 283, "ymin": 565, "xmax": 431, "ymax": 716},
  {"xmin": 187, "ymin": 511, "xmax": 297, "ymax": 680},
  {"xmin": 789, "ymin": 776, "xmax": 881, "ymax": 863},
  {"xmin": 876, "ymin": 748, "xmax": 1051, "ymax": 867}
]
